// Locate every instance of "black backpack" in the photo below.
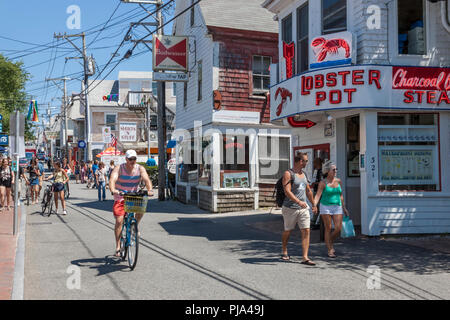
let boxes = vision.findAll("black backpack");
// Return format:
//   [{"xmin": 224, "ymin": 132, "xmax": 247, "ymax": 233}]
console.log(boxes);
[{"xmin": 274, "ymin": 169, "xmax": 295, "ymax": 207}]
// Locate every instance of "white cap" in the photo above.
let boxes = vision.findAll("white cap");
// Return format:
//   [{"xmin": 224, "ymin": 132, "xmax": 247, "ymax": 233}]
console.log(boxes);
[{"xmin": 125, "ymin": 150, "xmax": 137, "ymax": 159}]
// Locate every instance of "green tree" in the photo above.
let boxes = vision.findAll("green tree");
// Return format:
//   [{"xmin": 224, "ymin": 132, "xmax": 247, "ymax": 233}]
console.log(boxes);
[{"xmin": 0, "ymin": 53, "xmax": 34, "ymax": 140}]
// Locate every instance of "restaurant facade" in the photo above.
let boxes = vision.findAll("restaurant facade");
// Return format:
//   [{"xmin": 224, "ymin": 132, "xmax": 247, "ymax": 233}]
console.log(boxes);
[{"xmin": 263, "ymin": 0, "xmax": 450, "ymax": 235}]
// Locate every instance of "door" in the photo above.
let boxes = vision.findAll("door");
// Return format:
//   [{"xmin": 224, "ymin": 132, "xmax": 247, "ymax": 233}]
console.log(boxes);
[{"xmin": 345, "ymin": 115, "xmax": 361, "ymax": 226}]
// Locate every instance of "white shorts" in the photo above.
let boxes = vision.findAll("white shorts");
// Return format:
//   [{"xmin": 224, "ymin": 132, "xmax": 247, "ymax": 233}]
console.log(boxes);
[{"xmin": 320, "ymin": 204, "xmax": 343, "ymax": 215}]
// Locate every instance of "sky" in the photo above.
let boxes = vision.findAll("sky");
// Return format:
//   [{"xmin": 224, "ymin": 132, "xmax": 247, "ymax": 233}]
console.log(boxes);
[{"xmin": 0, "ymin": 0, "xmax": 175, "ymax": 119}]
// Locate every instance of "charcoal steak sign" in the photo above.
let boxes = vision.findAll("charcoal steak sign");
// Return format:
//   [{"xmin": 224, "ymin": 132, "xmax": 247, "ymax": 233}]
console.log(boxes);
[
  {"xmin": 153, "ymin": 35, "xmax": 188, "ymax": 72},
  {"xmin": 270, "ymin": 65, "xmax": 450, "ymax": 121}
]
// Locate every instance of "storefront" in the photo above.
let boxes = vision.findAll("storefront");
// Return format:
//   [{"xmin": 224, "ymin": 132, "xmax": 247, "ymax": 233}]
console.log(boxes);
[
  {"xmin": 271, "ymin": 64, "xmax": 450, "ymax": 235},
  {"xmin": 175, "ymin": 111, "xmax": 290, "ymax": 212}
]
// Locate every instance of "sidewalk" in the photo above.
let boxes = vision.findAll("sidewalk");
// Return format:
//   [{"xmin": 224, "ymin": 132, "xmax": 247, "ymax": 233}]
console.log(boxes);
[{"xmin": 0, "ymin": 205, "xmax": 23, "ymax": 300}]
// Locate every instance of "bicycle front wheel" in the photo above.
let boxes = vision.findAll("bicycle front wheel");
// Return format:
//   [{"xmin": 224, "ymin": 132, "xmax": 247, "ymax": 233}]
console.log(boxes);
[
  {"xmin": 46, "ymin": 194, "xmax": 53, "ymax": 217},
  {"xmin": 41, "ymin": 193, "xmax": 48, "ymax": 215},
  {"xmin": 127, "ymin": 221, "xmax": 139, "ymax": 270}
]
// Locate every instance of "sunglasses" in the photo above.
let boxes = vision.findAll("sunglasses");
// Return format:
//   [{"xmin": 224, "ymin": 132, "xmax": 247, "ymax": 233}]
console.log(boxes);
[
  {"xmin": 331, "ymin": 168, "xmax": 338, "ymax": 172},
  {"xmin": 127, "ymin": 157, "xmax": 137, "ymax": 161}
]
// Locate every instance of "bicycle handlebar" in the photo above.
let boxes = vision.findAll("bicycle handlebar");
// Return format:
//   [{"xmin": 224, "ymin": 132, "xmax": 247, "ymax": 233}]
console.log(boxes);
[{"xmin": 118, "ymin": 190, "xmax": 149, "ymax": 197}]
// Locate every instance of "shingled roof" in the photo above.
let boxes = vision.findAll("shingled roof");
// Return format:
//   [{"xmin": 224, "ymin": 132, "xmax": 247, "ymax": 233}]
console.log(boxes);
[{"xmin": 199, "ymin": 0, "xmax": 278, "ymax": 34}]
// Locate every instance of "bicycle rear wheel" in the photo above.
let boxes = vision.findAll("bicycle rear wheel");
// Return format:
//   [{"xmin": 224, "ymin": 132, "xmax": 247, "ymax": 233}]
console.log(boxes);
[
  {"xmin": 41, "ymin": 192, "xmax": 48, "ymax": 215},
  {"xmin": 127, "ymin": 221, "xmax": 139, "ymax": 270},
  {"xmin": 46, "ymin": 194, "xmax": 53, "ymax": 217},
  {"xmin": 26, "ymin": 187, "xmax": 30, "ymax": 206}
]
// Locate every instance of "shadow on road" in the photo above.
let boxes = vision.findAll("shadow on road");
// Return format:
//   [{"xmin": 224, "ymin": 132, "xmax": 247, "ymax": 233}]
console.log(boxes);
[
  {"xmin": 71, "ymin": 256, "xmax": 131, "ymax": 276},
  {"xmin": 159, "ymin": 214, "xmax": 450, "ymax": 277}
]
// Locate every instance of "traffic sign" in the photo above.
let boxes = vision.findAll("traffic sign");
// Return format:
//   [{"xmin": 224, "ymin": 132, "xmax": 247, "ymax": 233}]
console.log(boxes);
[
  {"xmin": 78, "ymin": 140, "xmax": 86, "ymax": 149},
  {"xmin": 0, "ymin": 134, "xmax": 8, "ymax": 146}
]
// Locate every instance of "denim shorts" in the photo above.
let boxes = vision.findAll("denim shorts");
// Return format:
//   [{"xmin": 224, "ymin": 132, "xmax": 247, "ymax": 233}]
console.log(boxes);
[{"xmin": 30, "ymin": 178, "xmax": 40, "ymax": 186}]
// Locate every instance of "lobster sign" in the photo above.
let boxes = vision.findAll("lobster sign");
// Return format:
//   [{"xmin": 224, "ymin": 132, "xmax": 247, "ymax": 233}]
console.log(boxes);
[
  {"xmin": 275, "ymin": 87, "xmax": 292, "ymax": 116},
  {"xmin": 310, "ymin": 31, "xmax": 354, "ymax": 69}
]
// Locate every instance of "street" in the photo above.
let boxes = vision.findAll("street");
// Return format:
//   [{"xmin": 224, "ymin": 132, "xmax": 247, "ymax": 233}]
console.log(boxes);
[{"xmin": 24, "ymin": 182, "xmax": 449, "ymax": 300}]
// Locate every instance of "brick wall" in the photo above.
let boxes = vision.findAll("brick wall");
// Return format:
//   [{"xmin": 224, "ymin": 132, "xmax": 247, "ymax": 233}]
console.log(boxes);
[{"xmin": 210, "ymin": 27, "xmax": 278, "ymax": 124}]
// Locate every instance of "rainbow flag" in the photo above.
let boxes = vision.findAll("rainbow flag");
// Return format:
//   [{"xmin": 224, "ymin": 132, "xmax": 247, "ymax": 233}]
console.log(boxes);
[{"xmin": 27, "ymin": 100, "xmax": 39, "ymax": 122}]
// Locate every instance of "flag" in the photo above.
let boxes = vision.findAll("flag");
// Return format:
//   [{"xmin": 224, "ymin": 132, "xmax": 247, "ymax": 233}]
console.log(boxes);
[
  {"xmin": 111, "ymin": 134, "xmax": 117, "ymax": 147},
  {"xmin": 27, "ymin": 100, "xmax": 39, "ymax": 122}
]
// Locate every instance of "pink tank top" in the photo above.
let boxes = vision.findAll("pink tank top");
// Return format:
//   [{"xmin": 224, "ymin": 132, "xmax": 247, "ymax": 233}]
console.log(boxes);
[{"xmin": 114, "ymin": 164, "xmax": 141, "ymax": 202}]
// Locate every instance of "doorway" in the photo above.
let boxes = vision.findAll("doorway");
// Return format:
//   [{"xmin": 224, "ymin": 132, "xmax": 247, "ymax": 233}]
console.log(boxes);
[{"xmin": 345, "ymin": 115, "xmax": 361, "ymax": 226}]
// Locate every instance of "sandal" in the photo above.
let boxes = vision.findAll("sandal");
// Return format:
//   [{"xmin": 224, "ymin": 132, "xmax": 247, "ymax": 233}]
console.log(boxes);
[
  {"xmin": 301, "ymin": 259, "xmax": 316, "ymax": 266},
  {"xmin": 280, "ymin": 254, "xmax": 291, "ymax": 261},
  {"xmin": 114, "ymin": 250, "xmax": 121, "ymax": 257},
  {"xmin": 328, "ymin": 250, "xmax": 337, "ymax": 258}
]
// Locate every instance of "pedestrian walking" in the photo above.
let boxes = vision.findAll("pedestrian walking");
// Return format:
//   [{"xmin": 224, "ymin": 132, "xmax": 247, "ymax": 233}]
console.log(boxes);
[
  {"xmin": 24, "ymin": 158, "xmax": 41, "ymax": 204},
  {"xmin": 310, "ymin": 157, "xmax": 324, "ymax": 229},
  {"xmin": 74, "ymin": 161, "xmax": 81, "ymax": 183},
  {"xmin": 96, "ymin": 162, "xmax": 107, "ymax": 201},
  {"xmin": 281, "ymin": 153, "xmax": 317, "ymax": 265},
  {"xmin": 107, "ymin": 160, "xmax": 115, "ymax": 189},
  {"xmin": 313, "ymin": 161, "xmax": 349, "ymax": 258},
  {"xmin": 38, "ymin": 159, "xmax": 45, "ymax": 199},
  {"xmin": 0, "ymin": 158, "xmax": 14, "ymax": 211},
  {"xmin": 87, "ymin": 161, "xmax": 94, "ymax": 188},
  {"xmin": 92, "ymin": 160, "xmax": 99, "ymax": 188},
  {"xmin": 80, "ymin": 161, "xmax": 86, "ymax": 183},
  {"xmin": 44, "ymin": 162, "xmax": 69, "ymax": 215}
]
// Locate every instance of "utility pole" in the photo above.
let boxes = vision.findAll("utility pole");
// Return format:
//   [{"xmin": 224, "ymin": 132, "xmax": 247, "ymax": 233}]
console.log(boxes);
[
  {"xmin": 122, "ymin": 0, "xmax": 167, "ymax": 200},
  {"xmin": 46, "ymin": 77, "xmax": 71, "ymax": 160},
  {"xmin": 156, "ymin": 0, "xmax": 167, "ymax": 201},
  {"xmin": 54, "ymin": 32, "xmax": 93, "ymax": 162}
]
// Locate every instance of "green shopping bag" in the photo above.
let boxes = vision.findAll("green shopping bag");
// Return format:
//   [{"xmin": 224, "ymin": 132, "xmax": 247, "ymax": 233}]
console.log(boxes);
[{"xmin": 341, "ymin": 215, "xmax": 356, "ymax": 238}]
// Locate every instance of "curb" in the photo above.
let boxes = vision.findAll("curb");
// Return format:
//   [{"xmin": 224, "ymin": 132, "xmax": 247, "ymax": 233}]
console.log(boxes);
[{"xmin": 11, "ymin": 203, "xmax": 26, "ymax": 300}]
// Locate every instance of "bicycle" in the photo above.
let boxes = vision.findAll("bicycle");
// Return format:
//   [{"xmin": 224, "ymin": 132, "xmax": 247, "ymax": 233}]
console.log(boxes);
[
  {"xmin": 25, "ymin": 183, "xmax": 31, "ymax": 206},
  {"xmin": 64, "ymin": 182, "xmax": 70, "ymax": 199},
  {"xmin": 41, "ymin": 183, "xmax": 53, "ymax": 217},
  {"xmin": 118, "ymin": 190, "xmax": 149, "ymax": 271}
]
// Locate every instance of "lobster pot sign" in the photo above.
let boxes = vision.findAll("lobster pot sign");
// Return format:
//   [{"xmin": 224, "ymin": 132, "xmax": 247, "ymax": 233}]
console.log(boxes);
[{"xmin": 310, "ymin": 31, "xmax": 356, "ymax": 69}]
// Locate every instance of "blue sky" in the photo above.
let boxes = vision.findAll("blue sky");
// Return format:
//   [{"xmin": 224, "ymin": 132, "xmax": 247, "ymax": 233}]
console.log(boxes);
[{"xmin": 0, "ymin": 0, "xmax": 174, "ymax": 118}]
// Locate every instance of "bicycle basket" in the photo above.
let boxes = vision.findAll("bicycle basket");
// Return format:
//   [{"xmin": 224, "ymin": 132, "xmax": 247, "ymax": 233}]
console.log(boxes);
[{"xmin": 123, "ymin": 196, "xmax": 148, "ymax": 213}]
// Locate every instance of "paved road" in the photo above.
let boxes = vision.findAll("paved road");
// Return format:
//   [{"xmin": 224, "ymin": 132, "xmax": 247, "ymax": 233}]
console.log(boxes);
[{"xmin": 24, "ymin": 183, "xmax": 449, "ymax": 300}]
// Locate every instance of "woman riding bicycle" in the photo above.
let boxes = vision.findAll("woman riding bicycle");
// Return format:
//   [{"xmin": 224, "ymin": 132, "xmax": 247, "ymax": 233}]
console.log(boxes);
[
  {"xmin": 109, "ymin": 150, "xmax": 153, "ymax": 257},
  {"xmin": 44, "ymin": 162, "xmax": 69, "ymax": 215}
]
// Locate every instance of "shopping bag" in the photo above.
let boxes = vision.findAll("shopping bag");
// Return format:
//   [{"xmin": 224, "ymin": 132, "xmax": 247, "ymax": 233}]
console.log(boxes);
[{"xmin": 341, "ymin": 215, "xmax": 356, "ymax": 238}]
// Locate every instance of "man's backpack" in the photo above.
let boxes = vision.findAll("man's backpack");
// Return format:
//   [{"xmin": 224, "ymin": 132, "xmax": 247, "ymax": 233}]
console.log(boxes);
[{"xmin": 274, "ymin": 169, "xmax": 295, "ymax": 207}]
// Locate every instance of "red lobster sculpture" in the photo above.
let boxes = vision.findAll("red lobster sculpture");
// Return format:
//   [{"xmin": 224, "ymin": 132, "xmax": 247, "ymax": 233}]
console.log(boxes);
[
  {"xmin": 275, "ymin": 87, "xmax": 292, "ymax": 116},
  {"xmin": 311, "ymin": 38, "xmax": 350, "ymax": 62}
]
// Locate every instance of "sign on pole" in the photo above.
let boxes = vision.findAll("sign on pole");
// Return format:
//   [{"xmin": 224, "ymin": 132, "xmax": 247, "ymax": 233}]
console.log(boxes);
[
  {"xmin": 102, "ymin": 126, "xmax": 111, "ymax": 144},
  {"xmin": 153, "ymin": 35, "xmax": 188, "ymax": 72},
  {"xmin": 153, "ymin": 72, "xmax": 188, "ymax": 82}
]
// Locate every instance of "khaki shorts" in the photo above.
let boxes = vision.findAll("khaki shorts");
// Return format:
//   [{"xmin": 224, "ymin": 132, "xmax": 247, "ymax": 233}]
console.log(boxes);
[{"xmin": 282, "ymin": 206, "xmax": 311, "ymax": 230}]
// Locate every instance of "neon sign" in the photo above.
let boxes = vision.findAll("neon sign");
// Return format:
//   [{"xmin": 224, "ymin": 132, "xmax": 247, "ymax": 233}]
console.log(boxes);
[{"xmin": 283, "ymin": 41, "xmax": 295, "ymax": 79}]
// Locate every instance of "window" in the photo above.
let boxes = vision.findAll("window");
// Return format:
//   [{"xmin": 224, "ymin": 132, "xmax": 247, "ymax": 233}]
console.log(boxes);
[
  {"xmin": 322, "ymin": 0, "xmax": 347, "ymax": 34},
  {"xmin": 197, "ymin": 60, "xmax": 202, "ymax": 101},
  {"xmin": 152, "ymin": 82, "xmax": 158, "ymax": 97},
  {"xmin": 105, "ymin": 113, "xmax": 117, "ymax": 131},
  {"xmin": 252, "ymin": 56, "xmax": 271, "ymax": 92},
  {"xmin": 377, "ymin": 113, "xmax": 439, "ymax": 191},
  {"xmin": 220, "ymin": 135, "xmax": 250, "ymax": 188},
  {"xmin": 397, "ymin": 0, "xmax": 426, "ymax": 55},
  {"xmin": 258, "ymin": 136, "xmax": 290, "ymax": 181},
  {"xmin": 282, "ymin": 14, "xmax": 293, "ymax": 43},
  {"xmin": 183, "ymin": 82, "xmax": 188, "ymax": 108},
  {"xmin": 297, "ymin": 3, "xmax": 309, "ymax": 73}
]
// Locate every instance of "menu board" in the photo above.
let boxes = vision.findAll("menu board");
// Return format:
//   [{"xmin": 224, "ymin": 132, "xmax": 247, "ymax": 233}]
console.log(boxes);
[
  {"xmin": 222, "ymin": 171, "xmax": 249, "ymax": 188},
  {"xmin": 379, "ymin": 148, "xmax": 434, "ymax": 185}
]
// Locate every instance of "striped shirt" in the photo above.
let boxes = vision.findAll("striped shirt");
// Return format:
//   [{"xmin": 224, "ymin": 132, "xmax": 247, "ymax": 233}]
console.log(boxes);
[{"xmin": 114, "ymin": 164, "xmax": 141, "ymax": 202}]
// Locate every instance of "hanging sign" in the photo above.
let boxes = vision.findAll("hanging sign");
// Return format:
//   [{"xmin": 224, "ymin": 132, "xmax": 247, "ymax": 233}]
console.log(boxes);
[
  {"xmin": 119, "ymin": 122, "xmax": 137, "ymax": 142},
  {"xmin": 283, "ymin": 41, "xmax": 295, "ymax": 79},
  {"xmin": 153, "ymin": 35, "xmax": 188, "ymax": 72}
]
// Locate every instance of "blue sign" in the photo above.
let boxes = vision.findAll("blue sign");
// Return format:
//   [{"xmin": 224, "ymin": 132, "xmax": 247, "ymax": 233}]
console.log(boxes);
[
  {"xmin": 0, "ymin": 134, "xmax": 8, "ymax": 146},
  {"xmin": 78, "ymin": 140, "xmax": 86, "ymax": 149},
  {"xmin": 0, "ymin": 114, "xmax": 3, "ymax": 121}
]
